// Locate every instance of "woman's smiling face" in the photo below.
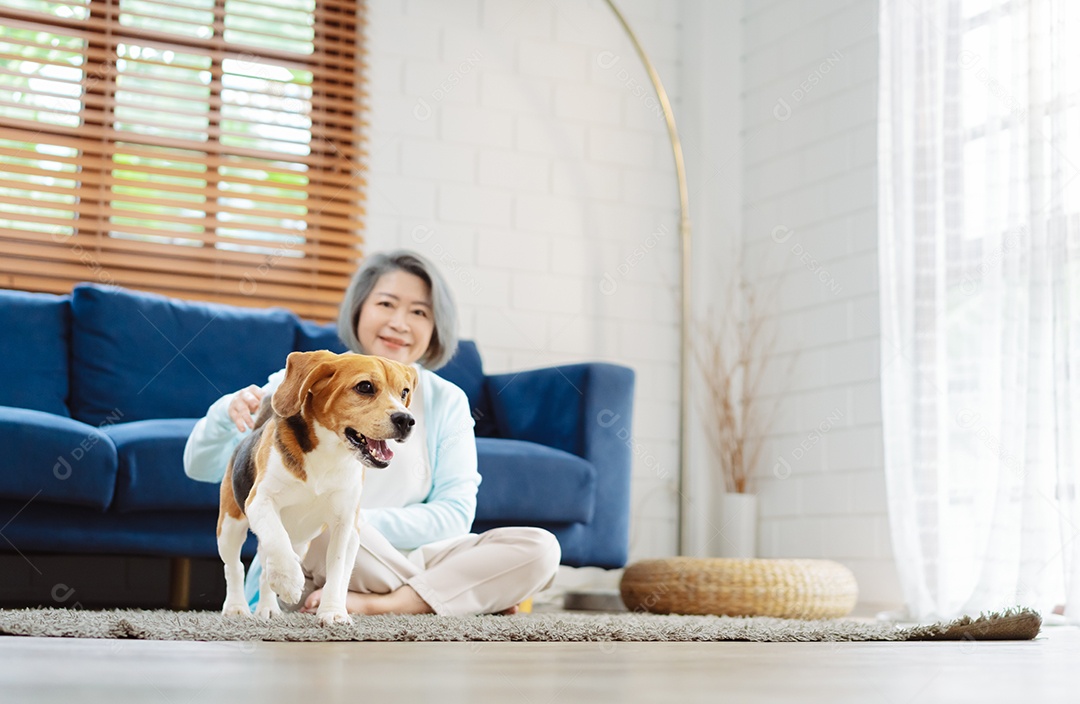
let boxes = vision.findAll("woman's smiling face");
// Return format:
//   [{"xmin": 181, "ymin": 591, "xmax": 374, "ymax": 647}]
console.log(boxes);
[{"xmin": 356, "ymin": 269, "xmax": 434, "ymax": 365}]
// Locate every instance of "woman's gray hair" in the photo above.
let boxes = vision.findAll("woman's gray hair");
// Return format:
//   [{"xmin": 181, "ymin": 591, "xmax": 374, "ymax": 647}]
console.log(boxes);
[{"xmin": 337, "ymin": 249, "xmax": 459, "ymax": 370}]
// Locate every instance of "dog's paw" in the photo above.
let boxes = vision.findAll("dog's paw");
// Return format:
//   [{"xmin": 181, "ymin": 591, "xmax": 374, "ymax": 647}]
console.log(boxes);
[
  {"xmin": 221, "ymin": 602, "xmax": 251, "ymax": 617},
  {"xmin": 317, "ymin": 608, "xmax": 351, "ymax": 627},
  {"xmin": 264, "ymin": 556, "xmax": 304, "ymax": 604},
  {"xmin": 255, "ymin": 601, "xmax": 283, "ymax": 620}
]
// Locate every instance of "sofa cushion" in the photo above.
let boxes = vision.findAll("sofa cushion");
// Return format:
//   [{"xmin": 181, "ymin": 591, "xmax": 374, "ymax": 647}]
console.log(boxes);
[
  {"xmin": 0, "ymin": 290, "xmax": 70, "ymax": 416},
  {"xmin": 104, "ymin": 418, "xmax": 222, "ymax": 513},
  {"xmin": 473, "ymin": 438, "xmax": 596, "ymax": 524},
  {"xmin": 436, "ymin": 340, "xmax": 499, "ymax": 437},
  {"xmin": 0, "ymin": 406, "xmax": 118, "ymax": 510},
  {"xmin": 69, "ymin": 284, "xmax": 298, "ymax": 425},
  {"xmin": 294, "ymin": 318, "xmax": 348, "ymax": 353}
]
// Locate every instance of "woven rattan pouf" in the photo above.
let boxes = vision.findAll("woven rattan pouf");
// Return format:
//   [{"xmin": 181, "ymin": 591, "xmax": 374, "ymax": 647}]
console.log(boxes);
[{"xmin": 620, "ymin": 557, "xmax": 859, "ymax": 619}]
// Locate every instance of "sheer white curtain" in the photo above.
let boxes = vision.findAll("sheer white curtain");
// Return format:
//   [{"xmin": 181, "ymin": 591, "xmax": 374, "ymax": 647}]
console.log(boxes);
[{"xmin": 879, "ymin": 0, "xmax": 1080, "ymax": 621}]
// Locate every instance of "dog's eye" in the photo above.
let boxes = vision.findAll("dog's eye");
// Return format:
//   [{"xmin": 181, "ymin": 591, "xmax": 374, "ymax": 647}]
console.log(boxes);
[
  {"xmin": 355, "ymin": 381, "xmax": 375, "ymax": 395},
  {"xmin": 401, "ymin": 388, "xmax": 409, "ymax": 400}
]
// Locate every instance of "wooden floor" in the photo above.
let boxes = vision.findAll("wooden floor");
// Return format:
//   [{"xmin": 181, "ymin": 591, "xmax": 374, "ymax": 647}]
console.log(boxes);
[{"xmin": 2, "ymin": 624, "xmax": 1077, "ymax": 703}]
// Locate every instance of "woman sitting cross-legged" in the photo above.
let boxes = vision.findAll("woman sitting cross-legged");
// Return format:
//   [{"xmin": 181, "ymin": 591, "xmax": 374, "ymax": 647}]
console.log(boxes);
[{"xmin": 183, "ymin": 249, "xmax": 561, "ymax": 616}]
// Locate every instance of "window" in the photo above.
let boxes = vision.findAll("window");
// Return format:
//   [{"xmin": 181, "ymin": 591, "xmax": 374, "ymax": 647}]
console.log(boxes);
[{"xmin": 0, "ymin": 0, "xmax": 366, "ymax": 321}]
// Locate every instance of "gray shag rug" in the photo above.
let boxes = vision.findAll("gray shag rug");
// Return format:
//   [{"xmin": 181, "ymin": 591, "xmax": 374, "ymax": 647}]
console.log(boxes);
[{"xmin": 0, "ymin": 607, "xmax": 1041, "ymax": 642}]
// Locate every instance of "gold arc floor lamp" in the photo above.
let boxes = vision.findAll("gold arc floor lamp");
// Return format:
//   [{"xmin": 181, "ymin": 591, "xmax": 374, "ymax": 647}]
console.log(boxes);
[{"xmin": 604, "ymin": 0, "xmax": 693, "ymax": 556}]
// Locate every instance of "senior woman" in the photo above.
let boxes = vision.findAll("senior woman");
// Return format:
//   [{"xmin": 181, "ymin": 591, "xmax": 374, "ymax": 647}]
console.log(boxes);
[{"xmin": 184, "ymin": 250, "xmax": 560, "ymax": 616}]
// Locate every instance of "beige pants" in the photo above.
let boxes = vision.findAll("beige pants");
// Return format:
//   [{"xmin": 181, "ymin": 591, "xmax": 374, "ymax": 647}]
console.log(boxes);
[{"xmin": 298, "ymin": 524, "xmax": 562, "ymax": 616}]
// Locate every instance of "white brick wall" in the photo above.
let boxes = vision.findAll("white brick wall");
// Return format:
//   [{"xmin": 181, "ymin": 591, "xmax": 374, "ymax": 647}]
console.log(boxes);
[
  {"xmin": 363, "ymin": 0, "xmax": 683, "ymax": 566},
  {"xmin": 735, "ymin": 0, "xmax": 901, "ymax": 610}
]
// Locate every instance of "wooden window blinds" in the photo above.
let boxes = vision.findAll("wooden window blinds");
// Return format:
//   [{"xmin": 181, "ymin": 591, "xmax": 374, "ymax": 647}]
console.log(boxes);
[{"xmin": 0, "ymin": 0, "xmax": 366, "ymax": 321}]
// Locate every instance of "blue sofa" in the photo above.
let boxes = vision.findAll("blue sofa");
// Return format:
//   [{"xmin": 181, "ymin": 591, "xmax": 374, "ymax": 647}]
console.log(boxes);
[{"xmin": 0, "ymin": 284, "xmax": 635, "ymax": 596}]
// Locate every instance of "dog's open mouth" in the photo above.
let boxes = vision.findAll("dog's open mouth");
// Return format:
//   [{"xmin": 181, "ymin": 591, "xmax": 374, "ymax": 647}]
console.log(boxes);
[{"xmin": 344, "ymin": 427, "xmax": 393, "ymax": 468}]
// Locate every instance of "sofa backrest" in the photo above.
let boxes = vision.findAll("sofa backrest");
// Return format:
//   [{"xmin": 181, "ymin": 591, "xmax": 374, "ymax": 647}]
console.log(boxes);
[
  {"xmin": 434, "ymin": 340, "xmax": 499, "ymax": 437},
  {"xmin": 69, "ymin": 284, "xmax": 298, "ymax": 425},
  {"xmin": 0, "ymin": 289, "xmax": 71, "ymax": 417},
  {"xmin": 4, "ymin": 283, "xmax": 499, "ymax": 431},
  {"xmin": 293, "ymin": 318, "xmax": 349, "ymax": 354}
]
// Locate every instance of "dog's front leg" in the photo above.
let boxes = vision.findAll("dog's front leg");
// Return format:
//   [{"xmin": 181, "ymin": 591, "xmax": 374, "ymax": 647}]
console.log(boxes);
[
  {"xmin": 254, "ymin": 557, "xmax": 283, "ymax": 619},
  {"xmin": 218, "ymin": 513, "xmax": 252, "ymax": 616},
  {"xmin": 246, "ymin": 495, "xmax": 305, "ymax": 608},
  {"xmin": 316, "ymin": 517, "xmax": 361, "ymax": 626}
]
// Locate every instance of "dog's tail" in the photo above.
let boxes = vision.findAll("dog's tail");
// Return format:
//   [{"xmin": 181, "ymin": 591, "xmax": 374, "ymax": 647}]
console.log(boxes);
[{"xmin": 251, "ymin": 391, "xmax": 274, "ymax": 430}]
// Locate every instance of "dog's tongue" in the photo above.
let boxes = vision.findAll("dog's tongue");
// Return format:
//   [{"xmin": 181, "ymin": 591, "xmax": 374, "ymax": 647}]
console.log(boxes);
[{"xmin": 368, "ymin": 438, "xmax": 393, "ymax": 463}]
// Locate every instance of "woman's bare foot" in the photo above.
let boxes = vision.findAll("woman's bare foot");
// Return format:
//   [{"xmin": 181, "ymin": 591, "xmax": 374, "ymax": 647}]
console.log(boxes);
[
  {"xmin": 300, "ymin": 585, "xmax": 434, "ymax": 615},
  {"xmin": 299, "ymin": 587, "xmax": 522, "ymax": 616}
]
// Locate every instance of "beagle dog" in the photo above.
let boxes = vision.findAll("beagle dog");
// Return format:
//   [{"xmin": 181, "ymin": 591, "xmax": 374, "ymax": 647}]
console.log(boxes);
[{"xmin": 217, "ymin": 350, "xmax": 417, "ymax": 626}]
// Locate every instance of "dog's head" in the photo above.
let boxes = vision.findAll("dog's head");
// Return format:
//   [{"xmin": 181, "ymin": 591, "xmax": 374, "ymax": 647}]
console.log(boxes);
[{"xmin": 271, "ymin": 350, "xmax": 418, "ymax": 469}]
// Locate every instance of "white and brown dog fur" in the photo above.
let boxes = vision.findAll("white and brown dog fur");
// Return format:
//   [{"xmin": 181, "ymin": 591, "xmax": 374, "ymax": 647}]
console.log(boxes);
[{"xmin": 217, "ymin": 350, "xmax": 417, "ymax": 625}]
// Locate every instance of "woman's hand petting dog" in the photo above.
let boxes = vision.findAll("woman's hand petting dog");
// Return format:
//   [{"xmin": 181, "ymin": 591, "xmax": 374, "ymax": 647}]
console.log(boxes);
[{"xmin": 229, "ymin": 385, "xmax": 265, "ymax": 432}]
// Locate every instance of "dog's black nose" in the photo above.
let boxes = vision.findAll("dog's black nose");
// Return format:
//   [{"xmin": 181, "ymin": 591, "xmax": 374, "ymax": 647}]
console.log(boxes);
[{"xmin": 391, "ymin": 412, "xmax": 415, "ymax": 438}]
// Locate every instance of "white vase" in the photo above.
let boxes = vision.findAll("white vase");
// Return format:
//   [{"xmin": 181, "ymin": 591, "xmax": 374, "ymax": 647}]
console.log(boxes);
[{"xmin": 717, "ymin": 492, "xmax": 758, "ymax": 558}]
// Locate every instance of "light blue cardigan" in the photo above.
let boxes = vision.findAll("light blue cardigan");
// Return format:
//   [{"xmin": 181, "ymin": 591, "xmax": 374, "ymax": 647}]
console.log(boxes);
[{"xmin": 182, "ymin": 365, "xmax": 480, "ymax": 607}]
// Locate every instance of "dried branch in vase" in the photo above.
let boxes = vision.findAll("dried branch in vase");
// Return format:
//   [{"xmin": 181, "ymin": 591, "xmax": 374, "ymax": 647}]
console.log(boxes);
[{"xmin": 693, "ymin": 280, "xmax": 788, "ymax": 495}]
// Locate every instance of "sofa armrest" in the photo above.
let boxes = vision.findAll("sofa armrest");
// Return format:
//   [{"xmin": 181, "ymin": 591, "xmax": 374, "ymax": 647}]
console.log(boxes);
[
  {"xmin": 486, "ymin": 363, "xmax": 635, "ymax": 567},
  {"xmin": 0, "ymin": 406, "xmax": 119, "ymax": 511}
]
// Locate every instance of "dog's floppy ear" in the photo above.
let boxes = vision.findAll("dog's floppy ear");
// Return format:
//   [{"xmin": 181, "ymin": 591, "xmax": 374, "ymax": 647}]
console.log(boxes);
[
  {"xmin": 272, "ymin": 350, "xmax": 337, "ymax": 417},
  {"xmin": 403, "ymin": 365, "xmax": 419, "ymax": 408},
  {"xmin": 381, "ymin": 358, "xmax": 419, "ymax": 408}
]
